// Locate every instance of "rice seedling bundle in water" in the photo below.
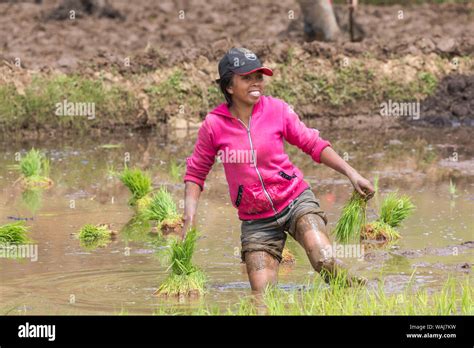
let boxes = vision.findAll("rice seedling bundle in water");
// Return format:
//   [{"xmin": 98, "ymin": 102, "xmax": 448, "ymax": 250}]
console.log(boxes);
[
  {"xmin": 77, "ymin": 224, "xmax": 113, "ymax": 249},
  {"xmin": 0, "ymin": 221, "xmax": 31, "ymax": 245},
  {"xmin": 361, "ymin": 192, "xmax": 415, "ymax": 243},
  {"xmin": 143, "ymin": 186, "xmax": 183, "ymax": 235},
  {"xmin": 17, "ymin": 149, "xmax": 52, "ymax": 188},
  {"xmin": 332, "ymin": 191, "xmax": 367, "ymax": 243},
  {"xmin": 118, "ymin": 167, "xmax": 152, "ymax": 207},
  {"xmin": 155, "ymin": 227, "xmax": 206, "ymax": 297}
]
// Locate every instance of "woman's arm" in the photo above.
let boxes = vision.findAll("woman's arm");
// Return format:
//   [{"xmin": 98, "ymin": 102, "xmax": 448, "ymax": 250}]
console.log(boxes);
[{"xmin": 320, "ymin": 146, "xmax": 375, "ymax": 199}]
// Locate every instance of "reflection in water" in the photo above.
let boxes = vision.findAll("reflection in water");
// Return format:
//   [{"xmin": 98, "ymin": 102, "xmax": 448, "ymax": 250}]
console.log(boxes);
[
  {"xmin": 21, "ymin": 188, "xmax": 43, "ymax": 214},
  {"xmin": 0, "ymin": 126, "xmax": 473, "ymax": 314}
]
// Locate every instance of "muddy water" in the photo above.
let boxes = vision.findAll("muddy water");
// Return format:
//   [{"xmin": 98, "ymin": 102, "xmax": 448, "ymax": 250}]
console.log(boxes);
[{"xmin": 0, "ymin": 126, "xmax": 472, "ymax": 315}]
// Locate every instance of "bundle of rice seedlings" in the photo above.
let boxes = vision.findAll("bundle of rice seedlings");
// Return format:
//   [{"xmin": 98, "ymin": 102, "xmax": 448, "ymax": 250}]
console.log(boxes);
[
  {"xmin": 332, "ymin": 191, "xmax": 367, "ymax": 244},
  {"xmin": 281, "ymin": 247, "xmax": 295, "ymax": 264},
  {"xmin": 0, "ymin": 221, "xmax": 31, "ymax": 245},
  {"xmin": 378, "ymin": 192, "xmax": 415, "ymax": 228},
  {"xmin": 118, "ymin": 167, "xmax": 152, "ymax": 207},
  {"xmin": 16, "ymin": 149, "xmax": 53, "ymax": 189},
  {"xmin": 154, "ymin": 227, "xmax": 206, "ymax": 297},
  {"xmin": 142, "ymin": 186, "xmax": 183, "ymax": 235},
  {"xmin": 77, "ymin": 224, "xmax": 114, "ymax": 249},
  {"xmin": 361, "ymin": 192, "xmax": 414, "ymax": 243}
]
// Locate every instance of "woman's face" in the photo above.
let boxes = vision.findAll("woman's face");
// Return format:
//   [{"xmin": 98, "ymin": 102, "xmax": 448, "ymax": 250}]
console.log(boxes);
[{"xmin": 227, "ymin": 71, "xmax": 265, "ymax": 106}]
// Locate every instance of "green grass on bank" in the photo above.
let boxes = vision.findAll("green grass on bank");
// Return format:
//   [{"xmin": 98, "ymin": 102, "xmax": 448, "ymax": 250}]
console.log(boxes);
[
  {"xmin": 0, "ymin": 54, "xmax": 469, "ymax": 132},
  {"xmin": 0, "ymin": 74, "xmax": 138, "ymax": 132}
]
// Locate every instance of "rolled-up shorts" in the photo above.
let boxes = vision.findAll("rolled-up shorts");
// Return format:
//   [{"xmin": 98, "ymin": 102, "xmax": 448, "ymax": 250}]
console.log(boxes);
[{"xmin": 240, "ymin": 188, "xmax": 328, "ymax": 263}]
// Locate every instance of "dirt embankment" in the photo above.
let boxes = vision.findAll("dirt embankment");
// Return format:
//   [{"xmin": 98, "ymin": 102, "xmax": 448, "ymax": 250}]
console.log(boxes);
[{"xmin": 0, "ymin": 0, "xmax": 473, "ymax": 132}]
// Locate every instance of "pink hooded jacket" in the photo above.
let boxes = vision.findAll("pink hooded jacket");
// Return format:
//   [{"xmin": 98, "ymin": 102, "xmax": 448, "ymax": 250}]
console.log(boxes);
[{"xmin": 184, "ymin": 95, "xmax": 331, "ymax": 221}]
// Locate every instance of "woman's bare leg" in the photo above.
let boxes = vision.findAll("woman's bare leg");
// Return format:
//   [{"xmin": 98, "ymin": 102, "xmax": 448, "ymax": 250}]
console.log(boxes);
[
  {"xmin": 293, "ymin": 213, "xmax": 366, "ymax": 286},
  {"xmin": 244, "ymin": 250, "xmax": 280, "ymax": 293}
]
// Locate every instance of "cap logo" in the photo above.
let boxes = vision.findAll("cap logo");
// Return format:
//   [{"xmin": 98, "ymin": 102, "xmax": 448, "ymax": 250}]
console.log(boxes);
[{"xmin": 245, "ymin": 52, "xmax": 257, "ymax": 60}]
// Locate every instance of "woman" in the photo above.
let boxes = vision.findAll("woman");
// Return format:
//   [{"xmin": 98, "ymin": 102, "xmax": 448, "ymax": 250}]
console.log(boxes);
[{"xmin": 182, "ymin": 47, "xmax": 374, "ymax": 293}]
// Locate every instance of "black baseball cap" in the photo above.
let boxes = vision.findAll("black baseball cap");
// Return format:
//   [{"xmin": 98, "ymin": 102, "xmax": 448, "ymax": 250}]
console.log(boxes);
[{"xmin": 216, "ymin": 47, "xmax": 273, "ymax": 83}]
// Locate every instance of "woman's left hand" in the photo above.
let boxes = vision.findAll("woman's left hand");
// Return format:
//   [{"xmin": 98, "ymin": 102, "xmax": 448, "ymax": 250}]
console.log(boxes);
[{"xmin": 348, "ymin": 172, "xmax": 375, "ymax": 200}]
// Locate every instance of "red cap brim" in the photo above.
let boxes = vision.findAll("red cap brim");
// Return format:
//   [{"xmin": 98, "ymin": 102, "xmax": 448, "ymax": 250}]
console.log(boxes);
[{"xmin": 238, "ymin": 67, "xmax": 273, "ymax": 77}]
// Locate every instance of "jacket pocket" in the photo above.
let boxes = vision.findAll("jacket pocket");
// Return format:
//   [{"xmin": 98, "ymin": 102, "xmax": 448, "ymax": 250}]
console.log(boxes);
[
  {"xmin": 235, "ymin": 184, "xmax": 244, "ymax": 207},
  {"xmin": 278, "ymin": 171, "xmax": 297, "ymax": 180}
]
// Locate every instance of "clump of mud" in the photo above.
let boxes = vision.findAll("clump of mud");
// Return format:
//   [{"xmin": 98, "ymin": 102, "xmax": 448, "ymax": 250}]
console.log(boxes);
[
  {"xmin": 413, "ymin": 74, "xmax": 474, "ymax": 127},
  {"xmin": 45, "ymin": 0, "xmax": 125, "ymax": 20}
]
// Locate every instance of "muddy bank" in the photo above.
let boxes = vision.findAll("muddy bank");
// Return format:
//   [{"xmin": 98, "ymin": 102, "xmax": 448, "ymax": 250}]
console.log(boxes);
[
  {"xmin": 1, "ymin": 1, "xmax": 472, "ymax": 70},
  {"xmin": 0, "ymin": 1, "xmax": 473, "ymax": 132},
  {"xmin": 409, "ymin": 74, "xmax": 474, "ymax": 127}
]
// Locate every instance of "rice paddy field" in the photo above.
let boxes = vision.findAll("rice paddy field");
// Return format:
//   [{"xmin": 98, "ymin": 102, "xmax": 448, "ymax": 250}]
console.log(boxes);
[{"xmin": 0, "ymin": 126, "xmax": 472, "ymax": 316}]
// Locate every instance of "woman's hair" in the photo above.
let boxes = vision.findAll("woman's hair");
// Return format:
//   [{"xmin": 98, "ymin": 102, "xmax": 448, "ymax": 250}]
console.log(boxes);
[{"xmin": 218, "ymin": 71, "xmax": 234, "ymax": 107}]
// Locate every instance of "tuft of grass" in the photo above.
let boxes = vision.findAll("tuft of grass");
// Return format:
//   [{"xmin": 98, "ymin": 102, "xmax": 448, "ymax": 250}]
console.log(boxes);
[
  {"xmin": 77, "ymin": 224, "xmax": 112, "ymax": 249},
  {"xmin": 16, "ymin": 149, "xmax": 52, "ymax": 188},
  {"xmin": 0, "ymin": 221, "xmax": 31, "ymax": 245},
  {"xmin": 142, "ymin": 186, "xmax": 181, "ymax": 224},
  {"xmin": 379, "ymin": 192, "xmax": 415, "ymax": 228},
  {"xmin": 20, "ymin": 148, "xmax": 43, "ymax": 178},
  {"xmin": 118, "ymin": 167, "xmax": 152, "ymax": 206},
  {"xmin": 332, "ymin": 191, "xmax": 367, "ymax": 243},
  {"xmin": 155, "ymin": 227, "xmax": 206, "ymax": 297}
]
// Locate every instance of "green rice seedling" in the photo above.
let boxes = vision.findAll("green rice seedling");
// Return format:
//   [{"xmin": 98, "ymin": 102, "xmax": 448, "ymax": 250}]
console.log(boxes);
[
  {"xmin": 16, "ymin": 149, "xmax": 53, "ymax": 189},
  {"xmin": 142, "ymin": 186, "xmax": 183, "ymax": 235},
  {"xmin": 154, "ymin": 227, "xmax": 206, "ymax": 297},
  {"xmin": 373, "ymin": 174, "xmax": 379, "ymax": 194},
  {"xmin": 332, "ymin": 191, "xmax": 367, "ymax": 243},
  {"xmin": 77, "ymin": 224, "xmax": 113, "ymax": 250},
  {"xmin": 0, "ymin": 221, "xmax": 31, "ymax": 245},
  {"xmin": 184, "ymin": 276, "xmax": 472, "ymax": 316},
  {"xmin": 169, "ymin": 159, "xmax": 184, "ymax": 183},
  {"xmin": 449, "ymin": 179, "xmax": 457, "ymax": 197},
  {"xmin": 378, "ymin": 192, "xmax": 415, "ymax": 228},
  {"xmin": 118, "ymin": 167, "xmax": 152, "ymax": 206},
  {"xmin": 100, "ymin": 144, "xmax": 123, "ymax": 149}
]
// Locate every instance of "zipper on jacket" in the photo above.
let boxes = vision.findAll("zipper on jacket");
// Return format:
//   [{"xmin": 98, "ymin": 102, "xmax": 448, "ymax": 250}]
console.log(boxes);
[{"xmin": 237, "ymin": 116, "xmax": 278, "ymax": 215}]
